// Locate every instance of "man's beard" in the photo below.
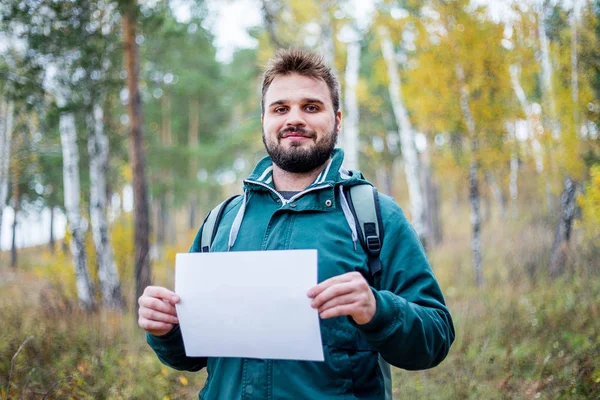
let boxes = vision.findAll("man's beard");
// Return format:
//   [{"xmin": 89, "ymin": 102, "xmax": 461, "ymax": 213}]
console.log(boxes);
[{"xmin": 262, "ymin": 124, "xmax": 338, "ymax": 173}]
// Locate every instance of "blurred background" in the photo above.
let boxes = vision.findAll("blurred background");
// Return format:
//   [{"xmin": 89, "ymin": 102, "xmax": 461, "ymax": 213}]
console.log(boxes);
[{"xmin": 0, "ymin": 0, "xmax": 599, "ymax": 398}]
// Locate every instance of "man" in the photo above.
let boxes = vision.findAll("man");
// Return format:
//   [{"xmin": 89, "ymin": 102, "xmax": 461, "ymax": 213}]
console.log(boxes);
[{"xmin": 138, "ymin": 48, "xmax": 455, "ymax": 399}]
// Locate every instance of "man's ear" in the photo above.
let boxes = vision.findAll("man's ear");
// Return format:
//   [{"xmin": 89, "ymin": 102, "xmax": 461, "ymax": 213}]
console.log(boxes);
[
  {"xmin": 261, "ymin": 113, "xmax": 264, "ymax": 125},
  {"xmin": 336, "ymin": 110, "xmax": 342, "ymax": 133}
]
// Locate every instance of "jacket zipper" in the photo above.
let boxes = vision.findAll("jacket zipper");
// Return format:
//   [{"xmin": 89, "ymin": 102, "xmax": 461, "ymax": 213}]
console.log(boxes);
[{"xmin": 244, "ymin": 180, "xmax": 332, "ymax": 206}]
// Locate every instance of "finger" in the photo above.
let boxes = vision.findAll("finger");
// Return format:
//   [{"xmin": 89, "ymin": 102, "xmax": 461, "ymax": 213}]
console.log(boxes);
[
  {"xmin": 307, "ymin": 272, "xmax": 358, "ymax": 298},
  {"xmin": 317, "ymin": 293, "xmax": 357, "ymax": 314},
  {"xmin": 311, "ymin": 281, "xmax": 357, "ymax": 309},
  {"xmin": 143, "ymin": 286, "xmax": 180, "ymax": 303},
  {"xmin": 139, "ymin": 318, "xmax": 174, "ymax": 332},
  {"xmin": 320, "ymin": 304, "xmax": 357, "ymax": 320},
  {"xmin": 139, "ymin": 296, "xmax": 178, "ymax": 317},
  {"xmin": 140, "ymin": 307, "xmax": 179, "ymax": 324}
]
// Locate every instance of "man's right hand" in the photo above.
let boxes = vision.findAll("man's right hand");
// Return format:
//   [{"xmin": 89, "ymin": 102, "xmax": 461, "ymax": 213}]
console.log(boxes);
[{"xmin": 138, "ymin": 286, "xmax": 180, "ymax": 337}]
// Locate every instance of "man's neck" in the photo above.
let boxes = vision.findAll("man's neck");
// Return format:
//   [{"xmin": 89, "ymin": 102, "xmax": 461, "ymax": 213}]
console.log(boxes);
[{"xmin": 271, "ymin": 160, "xmax": 330, "ymax": 192}]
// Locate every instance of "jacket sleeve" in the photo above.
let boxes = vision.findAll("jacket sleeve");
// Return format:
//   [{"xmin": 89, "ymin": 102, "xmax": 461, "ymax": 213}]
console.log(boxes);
[
  {"xmin": 146, "ymin": 227, "xmax": 208, "ymax": 372},
  {"xmin": 353, "ymin": 194, "xmax": 455, "ymax": 370}
]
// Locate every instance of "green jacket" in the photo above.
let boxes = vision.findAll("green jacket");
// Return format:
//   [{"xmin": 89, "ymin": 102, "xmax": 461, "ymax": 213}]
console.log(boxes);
[{"xmin": 147, "ymin": 149, "xmax": 455, "ymax": 399}]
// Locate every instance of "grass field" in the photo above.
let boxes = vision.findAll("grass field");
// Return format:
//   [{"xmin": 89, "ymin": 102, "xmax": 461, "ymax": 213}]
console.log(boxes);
[{"xmin": 1, "ymin": 203, "xmax": 599, "ymax": 399}]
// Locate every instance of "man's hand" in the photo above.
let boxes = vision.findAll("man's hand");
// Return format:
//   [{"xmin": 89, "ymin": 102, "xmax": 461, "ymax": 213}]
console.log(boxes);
[
  {"xmin": 138, "ymin": 286, "xmax": 180, "ymax": 337},
  {"xmin": 307, "ymin": 272, "xmax": 376, "ymax": 325}
]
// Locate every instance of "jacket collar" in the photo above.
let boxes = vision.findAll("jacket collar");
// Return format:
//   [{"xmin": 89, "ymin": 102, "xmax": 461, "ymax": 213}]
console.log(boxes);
[{"xmin": 243, "ymin": 148, "xmax": 367, "ymax": 191}]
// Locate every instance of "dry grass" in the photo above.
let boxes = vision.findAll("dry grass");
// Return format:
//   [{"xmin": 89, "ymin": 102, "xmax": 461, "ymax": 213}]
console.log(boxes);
[{"xmin": 1, "ymin": 199, "xmax": 599, "ymax": 399}]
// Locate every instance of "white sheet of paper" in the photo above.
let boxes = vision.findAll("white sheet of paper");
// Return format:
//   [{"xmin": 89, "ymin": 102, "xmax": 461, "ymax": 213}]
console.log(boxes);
[{"xmin": 175, "ymin": 250, "xmax": 324, "ymax": 361}]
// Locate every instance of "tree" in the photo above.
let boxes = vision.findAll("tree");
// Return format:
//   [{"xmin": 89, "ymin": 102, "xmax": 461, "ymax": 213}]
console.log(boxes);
[
  {"xmin": 378, "ymin": 25, "xmax": 427, "ymax": 243},
  {"xmin": 121, "ymin": 0, "xmax": 151, "ymax": 308}
]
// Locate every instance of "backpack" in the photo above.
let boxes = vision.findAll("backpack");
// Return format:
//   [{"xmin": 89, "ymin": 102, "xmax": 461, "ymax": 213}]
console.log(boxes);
[
  {"xmin": 198, "ymin": 183, "xmax": 392, "ymax": 400},
  {"xmin": 199, "ymin": 184, "xmax": 383, "ymax": 281}
]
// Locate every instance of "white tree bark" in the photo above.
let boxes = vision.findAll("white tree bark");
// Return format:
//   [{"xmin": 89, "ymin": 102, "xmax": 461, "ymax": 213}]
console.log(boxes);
[
  {"xmin": 456, "ymin": 64, "xmax": 483, "ymax": 286},
  {"xmin": 570, "ymin": 0, "xmax": 580, "ymax": 131},
  {"xmin": 537, "ymin": 3, "xmax": 561, "ymax": 139},
  {"xmin": 379, "ymin": 26, "xmax": 427, "ymax": 241},
  {"xmin": 486, "ymin": 173, "xmax": 506, "ymax": 218},
  {"xmin": 60, "ymin": 112, "xmax": 95, "ymax": 310},
  {"xmin": 510, "ymin": 122, "xmax": 519, "ymax": 219},
  {"xmin": 319, "ymin": 0, "xmax": 337, "ymax": 74},
  {"xmin": 343, "ymin": 40, "xmax": 360, "ymax": 170},
  {"xmin": 0, "ymin": 100, "xmax": 14, "ymax": 238},
  {"xmin": 509, "ymin": 64, "xmax": 545, "ymax": 173},
  {"xmin": 88, "ymin": 104, "xmax": 122, "ymax": 309}
]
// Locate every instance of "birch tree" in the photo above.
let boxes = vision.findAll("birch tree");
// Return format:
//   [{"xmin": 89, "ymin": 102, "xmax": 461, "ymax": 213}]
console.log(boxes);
[
  {"xmin": 379, "ymin": 25, "xmax": 427, "ymax": 242},
  {"xmin": 537, "ymin": 1, "xmax": 561, "ymax": 140},
  {"xmin": 343, "ymin": 38, "xmax": 361, "ymax": 171},
  {"xmin": 60, "ymin": 111, "xmax": 96, "ymax": 310},
  {"xmin": 456, "ymin": 64, "xmax": 483, "ymax": 286},
  {"xmin": 88, "ymin": 103, "xmax": 123, "ymax": 309},
  {"xmin": 0, "ymin": 100, "xmax": 14, "ymax": 239}
]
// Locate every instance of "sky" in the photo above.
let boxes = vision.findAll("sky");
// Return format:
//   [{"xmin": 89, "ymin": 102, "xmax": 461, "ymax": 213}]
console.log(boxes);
[{"xmin": 173, "ymin": 0, "xmax": 376, "ymax": 63}]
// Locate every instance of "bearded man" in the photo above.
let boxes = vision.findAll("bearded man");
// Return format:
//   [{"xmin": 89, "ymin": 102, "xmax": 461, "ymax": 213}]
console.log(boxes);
[{"xmin": 138, "ymin": 48, "xmax": 454, "ymax": 400}]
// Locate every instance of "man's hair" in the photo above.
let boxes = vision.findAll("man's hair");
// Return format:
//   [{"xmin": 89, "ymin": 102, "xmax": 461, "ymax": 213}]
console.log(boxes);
[{"xmin": 261, "ymin": 48, "xmax": 340, "ymax": 115}]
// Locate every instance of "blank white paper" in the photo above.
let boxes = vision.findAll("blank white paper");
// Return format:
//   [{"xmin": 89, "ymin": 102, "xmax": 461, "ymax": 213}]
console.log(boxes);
[{"xmin": 175, "ymin": 250, "xmax": 324, "ymax": 361}]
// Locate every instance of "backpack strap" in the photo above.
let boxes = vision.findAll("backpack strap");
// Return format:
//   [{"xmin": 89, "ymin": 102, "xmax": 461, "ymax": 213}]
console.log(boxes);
[
  {"xmin": 346, "ymin": 184, "xmax": 391, "ymax": 400},
  {"xmin": 200, "ymin": 195, "xmax": 241, "ymax": 252},
  {"xmin": 345, "ymin": 184, "xmax": 384, "ymax": 279}
]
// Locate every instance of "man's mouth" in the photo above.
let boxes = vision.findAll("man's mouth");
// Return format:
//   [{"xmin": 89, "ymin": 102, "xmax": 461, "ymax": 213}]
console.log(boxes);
[
  {"xmin": 279, "ymin": 128, "xmax": 315, "ymax": 140},
  {"xmin": 282, "ymin": 133, "xmax": 310, "ymax": 139}
]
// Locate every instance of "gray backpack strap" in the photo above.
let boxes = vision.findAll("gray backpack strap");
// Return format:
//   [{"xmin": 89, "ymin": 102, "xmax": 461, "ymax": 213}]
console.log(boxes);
[
  {"xmin": 200, "ymin": 195, "xmax": 241, "ymax": 252},
  {"xmin": 346, "ymin": 184, "xmax": 391, "ymax": 400},
  {"xmin": 346, "ymin": 184, "xmax": 384, "ymax": 278}
]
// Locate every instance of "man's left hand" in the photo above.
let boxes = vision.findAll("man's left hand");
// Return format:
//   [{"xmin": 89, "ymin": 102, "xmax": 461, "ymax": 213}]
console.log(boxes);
[{"xmin": 307, "ymin": 271, "xmax": 376, "ymax": 325}]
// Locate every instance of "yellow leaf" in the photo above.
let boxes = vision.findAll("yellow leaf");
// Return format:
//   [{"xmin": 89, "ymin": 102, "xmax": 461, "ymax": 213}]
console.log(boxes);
[
  {"xmin": 161, "ymin": 367, "xmax": 169, "ymax": 376},
  {"xmin": 179, "ymin": 376, "xmax": 188, "ymax": 386},
  {"xmin": 162, "ymin": 396, "xmax": 170, "ymax": 400}
]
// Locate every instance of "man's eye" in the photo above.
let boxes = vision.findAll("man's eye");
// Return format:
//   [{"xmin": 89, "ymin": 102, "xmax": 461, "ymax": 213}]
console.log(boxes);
[
  {"xmin": 305, "ymin": 105, "xmax": 319, "ymax": 112},
  {"xmin": 274, "ymin": 107, "xmax": 287, "ymax": 113}
]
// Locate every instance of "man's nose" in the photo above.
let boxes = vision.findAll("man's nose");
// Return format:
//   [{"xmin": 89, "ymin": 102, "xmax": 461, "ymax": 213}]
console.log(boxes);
[{"xmin": 285, "ymin": 107, "xmax": 306, "ymax": 127}]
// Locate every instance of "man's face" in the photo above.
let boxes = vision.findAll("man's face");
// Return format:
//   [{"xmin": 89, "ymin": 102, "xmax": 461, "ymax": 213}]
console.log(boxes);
[{"xmin": 262, "ymin": 73, "xmax": 342, "ymax": 173}]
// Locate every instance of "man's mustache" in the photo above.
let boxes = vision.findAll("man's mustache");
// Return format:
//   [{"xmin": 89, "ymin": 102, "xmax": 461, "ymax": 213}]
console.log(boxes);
[{"xmin": 278, "ymin": 126, "xmax": 317, "ymax": 139}]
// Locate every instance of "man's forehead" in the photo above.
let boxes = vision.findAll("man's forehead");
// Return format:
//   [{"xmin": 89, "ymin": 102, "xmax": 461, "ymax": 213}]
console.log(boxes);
[{"xmin": 265, "ymin": 74, "xmax": 331, "ymax": 105}]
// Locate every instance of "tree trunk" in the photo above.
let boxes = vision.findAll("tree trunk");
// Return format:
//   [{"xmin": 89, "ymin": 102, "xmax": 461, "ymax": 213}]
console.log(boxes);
[
  {"xmin": 10, "ymin": 192, "xmax": 18, "ymax": 268},
  {"xmin": 88, "ymin": 104, "xmax": 123, "ymax": 309},
  {"xmin": 570, "ymin": 0, "xmax": 580, "ymax": 132},
  {"xmin": 469, "ymin": 161, "xmax": 483, "ymax": 286},
  {"xmin": 456, "ymin": 64, "xmax": 483, "ymax": 286},
  {"xmin": 549, "ymin": 176, "xmax": 576, "ymax": 276},
  {"xmin": 49, "ymin": 206, "xmax": 55, "ymax": 253},
  {"xmin": 188, "ymin": 98, "xmax": 200, "ymax": 230},
  {"xmin": 509, "ymin": 64, "xmax": 544, "ymax": 171},
  {"xmin": 537, "ymin": 3, "xmax": 561, "ymax": 140},
  {"xmin": 160, "ymin": 92, "xmax": 172, "ymax": 146},
  {"xmin": 421, "ymin": 144, "xmax": 442, "ymax": 247},
  {"xmin": 486, "ymin": 173, "xmax": 506, "ymax": 219},
  {"xmin": 510, "ymin": 151, "xmax": 519, "ymax": 220},
  {"xmin": 124, "ymin": 8, "xmax": 152, "ymax": 309},
  {"xmin": 60, "ymin": 112, "xmax": 95, "ymax": 310},
  {"xmin": 260, "ymin": 0, "xmax": 286, "ymax": 49},
  {"xmin": 509, "ymin": 65, "xmax": 552, "ymax": 212},
  {"xmin": 343, "ymin": 39, "xmax": 360, "ymax": 171},
  {"xmin": 319, "ymin": 0, "xmax": 337, "ymax": 73},
  {"xmin": 430, "ymin": 179, "xmax": 442, "ymax": 245},
  {"xmin": 380, "ymin": 26, "xmax": 427, "ymax": 242},
  {"xmin": 0, "ymin": 101, "xmax": 14, "ymax": 242}
]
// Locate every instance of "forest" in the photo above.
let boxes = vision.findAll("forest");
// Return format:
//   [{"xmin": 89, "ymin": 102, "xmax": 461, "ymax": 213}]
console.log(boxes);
[{"xmin": 0, "ymin": 0, "xmax": 599, "ymax": 398}]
